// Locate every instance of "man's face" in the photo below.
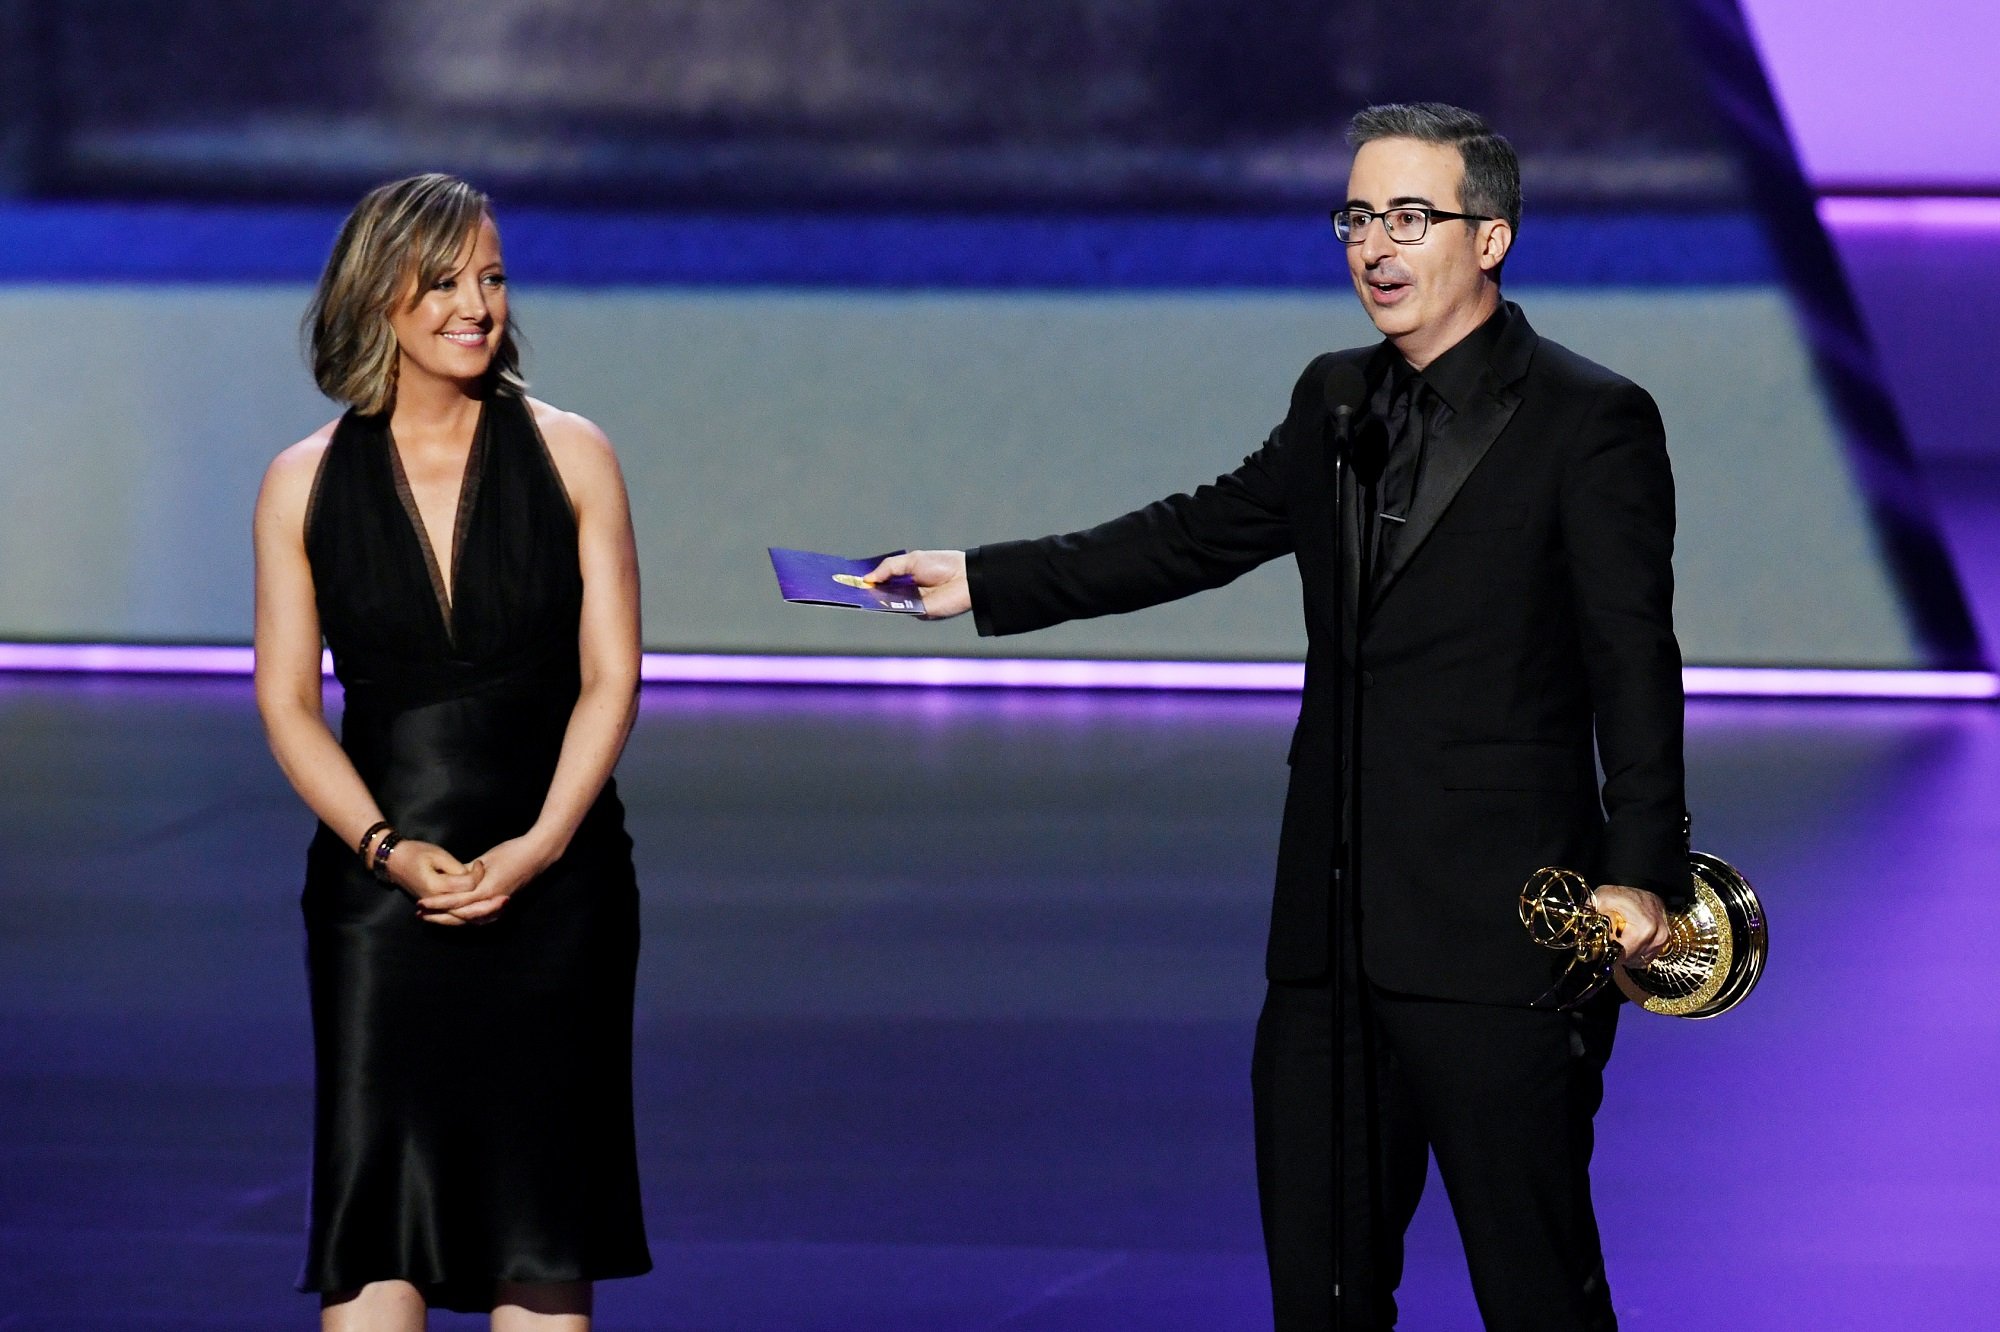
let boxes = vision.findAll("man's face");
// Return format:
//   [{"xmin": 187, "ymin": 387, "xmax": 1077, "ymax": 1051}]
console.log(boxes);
[{"xmin": 1344, "ymin": 137, "xmax": 1508, "ymax": 355}]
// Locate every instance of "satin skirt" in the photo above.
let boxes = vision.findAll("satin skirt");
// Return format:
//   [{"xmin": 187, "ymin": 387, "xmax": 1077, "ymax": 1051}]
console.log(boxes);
[{"xmin": 297, "ymin": 689, "xmax": 650, "ymax": 1311}]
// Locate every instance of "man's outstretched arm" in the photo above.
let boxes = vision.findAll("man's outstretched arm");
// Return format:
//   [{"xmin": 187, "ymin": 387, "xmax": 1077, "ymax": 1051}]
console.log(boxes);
[{"xmin": 867, "ymin": 354, "xmax": 1334, "ymax": 633}]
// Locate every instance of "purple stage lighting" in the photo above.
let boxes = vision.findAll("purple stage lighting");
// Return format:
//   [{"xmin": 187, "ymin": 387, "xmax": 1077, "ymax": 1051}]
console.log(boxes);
[
  {"xmin": 1740, "ymin": 0, "xmax": 2000, "ymax": 193},
  {"xmin": 1819, "ymin": 197, "xmax": 2000, "ymax": 233},
  {"xmin": 0, "ymin": 642, "xmax": 1994, "ymax": 701}
]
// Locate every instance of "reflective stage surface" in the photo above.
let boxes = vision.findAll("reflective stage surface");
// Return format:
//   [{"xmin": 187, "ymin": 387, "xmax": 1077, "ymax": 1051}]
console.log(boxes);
[{"xmin": 2, "ymin": 679, "xmax": 1996, "ymax": 1329}]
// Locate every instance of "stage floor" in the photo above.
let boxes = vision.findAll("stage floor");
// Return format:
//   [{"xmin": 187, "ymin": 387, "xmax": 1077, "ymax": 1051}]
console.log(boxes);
[{"xmin": 2, "ymin": 677, "xmax": 1995, "ymax": 1329}]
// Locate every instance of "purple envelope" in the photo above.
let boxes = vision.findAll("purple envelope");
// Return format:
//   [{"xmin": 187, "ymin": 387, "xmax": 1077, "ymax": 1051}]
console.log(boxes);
[{"xmin": 768, "ymin": 547, "xmax": 927, "ymax": 614}]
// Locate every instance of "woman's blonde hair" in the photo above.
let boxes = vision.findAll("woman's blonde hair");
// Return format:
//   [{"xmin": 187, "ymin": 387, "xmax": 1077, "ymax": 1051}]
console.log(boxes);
[{"xmin": 305, "ymin": 173, "xmax": 526, "ymax": 415}]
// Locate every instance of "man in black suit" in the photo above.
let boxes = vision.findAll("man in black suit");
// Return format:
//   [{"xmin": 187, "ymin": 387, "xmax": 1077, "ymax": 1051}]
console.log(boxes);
[{"xmin": 869, "ymin": 103, "xmax": 1686, "ymax": 1331}]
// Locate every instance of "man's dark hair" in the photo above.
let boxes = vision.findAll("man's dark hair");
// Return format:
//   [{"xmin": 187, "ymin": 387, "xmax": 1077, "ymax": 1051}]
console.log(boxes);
[{"xmin": 1347, "ymin": 103, "xmax": 1521, "ymax": 276}]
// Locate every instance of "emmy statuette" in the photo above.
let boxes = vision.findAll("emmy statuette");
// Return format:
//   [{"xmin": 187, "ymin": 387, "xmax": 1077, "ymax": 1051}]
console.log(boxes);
[{"xmin": 1519, "ymin": 852, "xmax": 1767, "ymax": 1018}]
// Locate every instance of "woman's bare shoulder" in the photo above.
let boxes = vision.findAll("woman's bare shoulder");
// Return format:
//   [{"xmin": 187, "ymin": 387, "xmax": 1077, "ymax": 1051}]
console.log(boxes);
[
  {"xmin": 269, "ymin": 418, "xmax": 341, "ymax": 478},
  {"xmin": 528, "ymin": 397, "xmax": 616, "ymax": 457},
  {"xmin": 258, "ymin": 418, "xmax": 342, "ymax": 515},
  {"xmin": 527, "ymin": 397, "xmax": 624, "ymax": 496}
]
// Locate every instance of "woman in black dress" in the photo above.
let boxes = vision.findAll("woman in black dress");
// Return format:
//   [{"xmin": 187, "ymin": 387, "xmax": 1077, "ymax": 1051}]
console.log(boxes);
[{"xmin": 253, "ymin": 174, "xmax": 650, "ymax": 1330}]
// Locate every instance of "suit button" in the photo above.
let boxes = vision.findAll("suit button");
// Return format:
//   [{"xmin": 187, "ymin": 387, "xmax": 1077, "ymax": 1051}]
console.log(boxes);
[{"xmin": 1360, "ymin": 670, "xmax": 1375, "ymax": 687}]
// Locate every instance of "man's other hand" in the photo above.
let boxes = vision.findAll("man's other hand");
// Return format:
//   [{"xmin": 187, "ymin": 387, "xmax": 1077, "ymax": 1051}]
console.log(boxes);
[
  {"xmin": 1590, "ymin": 884, "xmax": 1672, "ymax": 969},
  {"xmin": 867, "ymin": 550, "xmax": 971, "ymax": 620}
]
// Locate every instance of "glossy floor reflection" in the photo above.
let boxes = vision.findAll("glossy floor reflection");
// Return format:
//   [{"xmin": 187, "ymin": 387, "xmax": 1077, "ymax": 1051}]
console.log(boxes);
[{"xmin": 1, "ymin": 678, "xmax": 1996, "ymax": 1329}]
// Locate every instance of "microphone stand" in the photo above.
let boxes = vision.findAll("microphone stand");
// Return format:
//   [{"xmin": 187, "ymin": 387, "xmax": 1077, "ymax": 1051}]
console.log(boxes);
[
  {"xmin": 1328, "ymin": 402, "xmax": 1355, "ymax": 1323},
  {"xmin": 1330, "ymin": 400, "xmax": 1383, "ymax": 1328}
]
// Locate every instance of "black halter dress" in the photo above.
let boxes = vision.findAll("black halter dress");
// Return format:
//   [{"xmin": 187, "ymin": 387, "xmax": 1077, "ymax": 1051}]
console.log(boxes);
[{"xmin": 297, "ymin": 393, "xmax": 650, "ymax": 1310}]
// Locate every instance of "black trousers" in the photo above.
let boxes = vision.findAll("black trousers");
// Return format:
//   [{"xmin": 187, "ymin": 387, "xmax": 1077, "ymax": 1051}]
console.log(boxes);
[{"xmin": 1251, "ymin": 977, "xmax": 1620, "ymax": 1331}]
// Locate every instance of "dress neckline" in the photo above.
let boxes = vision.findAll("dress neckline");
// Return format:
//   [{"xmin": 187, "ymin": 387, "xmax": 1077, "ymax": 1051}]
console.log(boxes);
[{"xmin": 385, "ymin": 401, "xmax": 489, "ymax": 642}]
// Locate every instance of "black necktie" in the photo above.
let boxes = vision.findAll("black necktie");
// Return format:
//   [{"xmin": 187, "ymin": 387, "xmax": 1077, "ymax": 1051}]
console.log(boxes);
[{"xmin": 1373, "ymin": 378, "xmax": 1430, "ymax": 577}]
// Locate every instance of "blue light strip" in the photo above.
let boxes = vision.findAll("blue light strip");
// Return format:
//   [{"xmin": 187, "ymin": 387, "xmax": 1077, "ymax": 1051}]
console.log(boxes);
[{"xmin": 0, "ymin": 204, "xmax": 1778, "ymax": 288}]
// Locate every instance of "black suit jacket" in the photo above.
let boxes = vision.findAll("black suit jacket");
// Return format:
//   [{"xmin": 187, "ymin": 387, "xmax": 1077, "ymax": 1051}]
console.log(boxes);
[{"xmin": 967, "ymin": 302, "xmax": 1688, "ymax": 1005}]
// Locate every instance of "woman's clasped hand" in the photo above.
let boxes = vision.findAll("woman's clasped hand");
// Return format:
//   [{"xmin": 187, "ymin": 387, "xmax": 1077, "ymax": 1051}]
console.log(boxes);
[{"xmin": 405, "ymin": 835, "xmax": 558, "ymax": 924}]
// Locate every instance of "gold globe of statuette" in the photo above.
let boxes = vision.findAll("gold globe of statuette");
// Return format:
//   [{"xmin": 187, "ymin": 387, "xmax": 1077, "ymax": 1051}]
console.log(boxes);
[{"xmin": 1518, "ymin": 852, "xmax": 1767, "ymax": 1019}]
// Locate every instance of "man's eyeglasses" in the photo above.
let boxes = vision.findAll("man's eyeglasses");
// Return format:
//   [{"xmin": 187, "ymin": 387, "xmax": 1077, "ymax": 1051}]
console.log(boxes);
[{"xmin": 1331, "ymin": 206, "xmax": 1497, "ymax": 245}]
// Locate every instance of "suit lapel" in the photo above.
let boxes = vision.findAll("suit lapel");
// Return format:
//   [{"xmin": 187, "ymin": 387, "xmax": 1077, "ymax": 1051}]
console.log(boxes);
[{"xmin": 1370, "ymin": 309, "xmax": 1538, "ymax": 606}]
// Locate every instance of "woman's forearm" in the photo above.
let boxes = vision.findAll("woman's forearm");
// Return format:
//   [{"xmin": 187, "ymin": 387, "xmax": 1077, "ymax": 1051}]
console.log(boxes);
[
  {"xmin": 260, "ymin": 696, "xmax": 385, "ymax": 853},
  {"xmin": 523, "ymin": 670, "xmax": 640, "ymax": 863}
]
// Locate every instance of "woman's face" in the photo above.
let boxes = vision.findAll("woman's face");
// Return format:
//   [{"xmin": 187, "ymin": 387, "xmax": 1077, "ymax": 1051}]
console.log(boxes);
[{"xmin": 388, "ymin": 215, "xmax": 507, "ymax": 392}]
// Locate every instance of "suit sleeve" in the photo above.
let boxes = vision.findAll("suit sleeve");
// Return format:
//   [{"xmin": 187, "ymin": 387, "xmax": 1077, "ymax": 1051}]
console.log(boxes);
[
  {"xmin": 1560, "ymin": 381, "xmax": 1690, "ymax": 904},
  {"xmin": 966, "ymin": 359, "xmax": 1321, "ymax": 638}
]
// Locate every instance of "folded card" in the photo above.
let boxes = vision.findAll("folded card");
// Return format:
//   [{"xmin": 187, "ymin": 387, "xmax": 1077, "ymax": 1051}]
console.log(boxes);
[{"xmin": 768, "ymin": 547, "xmax": 927, "ymax": 614}]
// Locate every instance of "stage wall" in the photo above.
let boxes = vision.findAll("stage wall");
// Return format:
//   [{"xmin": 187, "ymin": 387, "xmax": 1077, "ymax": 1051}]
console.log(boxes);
[{"xmin": 0, "ymin": 281, "xmax": 1919, "ymax": 667}]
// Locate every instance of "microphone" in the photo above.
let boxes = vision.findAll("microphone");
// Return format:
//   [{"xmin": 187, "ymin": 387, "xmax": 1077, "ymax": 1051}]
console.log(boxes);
[
  {"xmin": 1323, "ymin": 363, "xmax": 1368, "ymax": 458},
  {"xmin": 1323, "ymin": 362, "xmax": 1389, "ymax": 487}
]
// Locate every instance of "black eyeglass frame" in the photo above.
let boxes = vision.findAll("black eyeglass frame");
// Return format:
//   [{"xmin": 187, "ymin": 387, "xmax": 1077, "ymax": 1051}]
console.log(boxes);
[{"xmin": 1330, "ymin": 206, "xmax": 1498, "ymax": 245}]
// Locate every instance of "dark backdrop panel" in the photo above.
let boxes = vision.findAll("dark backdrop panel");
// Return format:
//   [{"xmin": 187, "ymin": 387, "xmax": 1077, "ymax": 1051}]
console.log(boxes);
[{"xmin": 9, "ymin": 0, "xmax": 1740, "ymax": 209}]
